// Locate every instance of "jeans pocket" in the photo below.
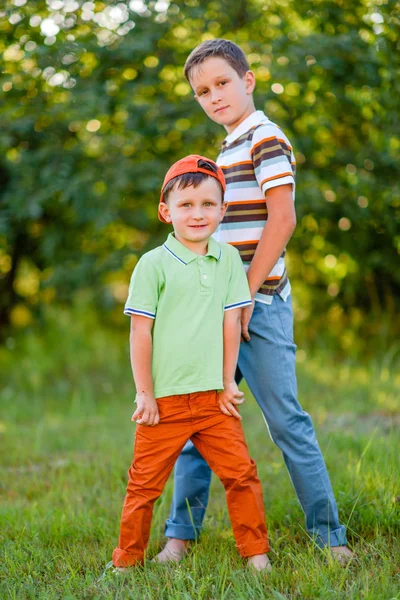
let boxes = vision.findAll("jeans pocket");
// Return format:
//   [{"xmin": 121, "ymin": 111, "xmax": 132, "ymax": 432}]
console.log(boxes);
[{"xmin": 275, "ymin": 295, "xmax": 295, "ymax": 344}]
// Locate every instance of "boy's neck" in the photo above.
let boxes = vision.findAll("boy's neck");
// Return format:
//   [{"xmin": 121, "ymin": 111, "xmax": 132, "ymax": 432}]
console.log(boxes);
[
  {"xmin": 174, "ymin": 233, "xmax": 209, "ymax": 256},
  {"xmin": 224, "ymin": 104, "xmax": 257, "ymax": 135}
]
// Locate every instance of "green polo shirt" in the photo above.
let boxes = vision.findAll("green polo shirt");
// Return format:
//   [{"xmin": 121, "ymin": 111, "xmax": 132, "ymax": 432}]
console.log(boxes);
[{"xmin": 124, "ymin": 233, "xmax": 251, "ymax": 399}]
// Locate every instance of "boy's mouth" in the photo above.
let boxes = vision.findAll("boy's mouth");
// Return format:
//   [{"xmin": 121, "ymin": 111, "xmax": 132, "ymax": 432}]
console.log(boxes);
[{"xmin": 215, "ymin": 105, "xmax": 229, "ymax": 114}]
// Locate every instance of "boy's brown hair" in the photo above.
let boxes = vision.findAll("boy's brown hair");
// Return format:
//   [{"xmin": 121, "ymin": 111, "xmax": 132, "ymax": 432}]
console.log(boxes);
[{"xmin": 184, "ymin": 38, "xmax": 250, "ymax": 82}]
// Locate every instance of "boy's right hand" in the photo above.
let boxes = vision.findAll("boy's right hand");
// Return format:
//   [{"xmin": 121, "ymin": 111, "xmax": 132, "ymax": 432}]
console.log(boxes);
[
  {"xmin": 218, "ymin": 382, "xmax": 244, "ymax": 420},
  {"xmin": 131, "ymin": 393, "xmax": 159, "ymax": 426}
]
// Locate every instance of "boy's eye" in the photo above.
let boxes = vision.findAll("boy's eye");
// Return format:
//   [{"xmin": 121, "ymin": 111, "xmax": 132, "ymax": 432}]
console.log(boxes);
[
  {"xmin": 199, "ymin": 89, "xmax": 208, "ymax": 96},
  {"xmin": 204, "ymin": 202, "xmax": 212, "ymax": 207},
  {"xmin": 219, "ymin": 80, "xmax": 227, "ymax": 86}
]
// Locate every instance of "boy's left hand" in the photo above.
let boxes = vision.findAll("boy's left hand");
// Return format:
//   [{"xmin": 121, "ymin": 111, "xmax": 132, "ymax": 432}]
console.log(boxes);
[
  {"xmin": 241, "ymin": 298, "xmax": 255, "ymax": 341},
  {"xmin": 218, "ymin": 382, "xmax": 244, "ymax": 420}
]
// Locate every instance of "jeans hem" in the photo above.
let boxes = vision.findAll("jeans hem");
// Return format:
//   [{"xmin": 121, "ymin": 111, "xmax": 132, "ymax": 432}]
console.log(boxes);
[
  {"xmin": 310, "ymin": 525, "xmax": 348, "ymax": 548},
  {"xmin": 164, "ymin": 521, "xmax": 201, "ymax": 541}
]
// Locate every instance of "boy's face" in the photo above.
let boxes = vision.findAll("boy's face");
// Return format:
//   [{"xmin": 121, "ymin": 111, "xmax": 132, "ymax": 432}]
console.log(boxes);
[
  {"xmin": 189, "ymin": 57, "xmax": 256, "ymax": 134},
  {"xmin": 159, "ymin": 178, "xmax": 227, "ymax": 253}
]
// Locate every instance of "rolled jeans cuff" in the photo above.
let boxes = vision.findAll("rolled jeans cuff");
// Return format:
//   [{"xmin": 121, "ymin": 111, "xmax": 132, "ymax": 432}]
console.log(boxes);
[
  {"xmin": 164, "ymin": 519, "xmax": 201, "ymax": 541},
  {"xmin": 312, "ymin": 525, "xmax": 348, "ymax": 548}
]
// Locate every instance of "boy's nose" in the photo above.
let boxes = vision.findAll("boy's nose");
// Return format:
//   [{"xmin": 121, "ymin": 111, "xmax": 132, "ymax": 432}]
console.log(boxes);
[
  {"xmin": 192, "ymin": 207, "xmax": 205, "ymax": 219},
  {"xmin": 210, "ymin": 89, "xmax": 222, "ymax": 103}
]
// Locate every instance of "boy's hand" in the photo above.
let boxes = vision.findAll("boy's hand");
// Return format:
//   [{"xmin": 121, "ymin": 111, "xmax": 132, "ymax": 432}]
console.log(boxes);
[
  {"xmin": 241, "ymin": 298, "xmax": 255, "ymax": 342},
  {"xmin": 131, "ymin": 393, "xmax": 159, "ymax": 426},
  {"xmin": 218, "ymin": 382, "xmax": 244, "ymax": 420}
]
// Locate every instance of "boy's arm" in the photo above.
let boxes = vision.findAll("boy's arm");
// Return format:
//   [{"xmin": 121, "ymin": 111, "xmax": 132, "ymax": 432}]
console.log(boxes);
[
  {"xmin": 129, "ymin": 315, "xmax": 159, "ymax": 426},
  {"xmin": 242, "ymin": 183, "xmax": 296, "ymax": 340},
  {"xmin": 218, "ymin": 307, "xmax": 244, "ymax": 420}
]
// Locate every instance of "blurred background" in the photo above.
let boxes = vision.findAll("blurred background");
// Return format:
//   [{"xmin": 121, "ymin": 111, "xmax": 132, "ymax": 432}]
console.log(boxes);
[
  {"xmin": 1, "ymin": 0, "xmax": 399, "ymax": 356},
  {"xmin": 1, "ymin": 4, "xmax": 399, "ymax": 596}
]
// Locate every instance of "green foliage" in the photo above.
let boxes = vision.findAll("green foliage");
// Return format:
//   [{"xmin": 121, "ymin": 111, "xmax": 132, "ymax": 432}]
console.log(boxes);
[{"xmin": 0, "ymin": 0, "xmax": 399, "ymax": 348}]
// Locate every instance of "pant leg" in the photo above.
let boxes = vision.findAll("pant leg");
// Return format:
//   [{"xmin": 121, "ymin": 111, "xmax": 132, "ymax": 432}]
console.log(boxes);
[
  {"xmin": 164, "ymin": 373, "xmax": 243, "ymax": 540},
  {"xmin": 112, "ymin": 395, "xmax": 192, "ymax": 567},
  {"xmin": 191, "ymin": 403, "xmax": 269, "ymax": 558},
  {"xmin": 164, "ymin": 440, "xmax": 212, "ymax": 540},
  {"xmin": 238, "ymin": 294, "xmax": 347, "ymax": 547}
]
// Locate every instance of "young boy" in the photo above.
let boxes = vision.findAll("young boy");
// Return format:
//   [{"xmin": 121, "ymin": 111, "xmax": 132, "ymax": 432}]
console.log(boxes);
[
  {"xmin": 157, "ymin": 39, "xmax": 354, "ymax": 564},
  {"xmin": 111, "ymin": 155, "xmax": 271, "ymax": 571}
]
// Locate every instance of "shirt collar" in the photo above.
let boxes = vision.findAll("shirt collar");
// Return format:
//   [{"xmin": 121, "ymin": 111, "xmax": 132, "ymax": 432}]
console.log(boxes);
[
  {"xmin": 222, "ymin": 110, "xmax": 270, "ymax": 147},
  {"xmin": 163, "ymin": 233, "xmax": 222, "ymax": 265}
]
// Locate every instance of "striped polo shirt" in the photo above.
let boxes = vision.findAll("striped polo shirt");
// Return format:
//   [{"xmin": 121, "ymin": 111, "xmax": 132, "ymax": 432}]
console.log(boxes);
[{"xmin": 214, "ymin": 110, "xmax": 296, "ymax": 304}]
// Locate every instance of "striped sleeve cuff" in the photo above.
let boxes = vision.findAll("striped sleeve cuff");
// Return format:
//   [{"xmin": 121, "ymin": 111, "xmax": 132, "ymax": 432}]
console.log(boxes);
[
  {"xmin": 124, "ymin": 307, "xmax": 156, "ymax": 319},
  {"xmin": 261, "ymin": 174, "xmax": 294, "ymax": 194},
  {"xmin": 224, "ymin": 299, "xmax": 252, "ymax": 311}
]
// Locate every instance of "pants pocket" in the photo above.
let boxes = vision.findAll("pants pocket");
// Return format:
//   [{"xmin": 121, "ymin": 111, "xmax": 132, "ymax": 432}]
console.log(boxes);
[{"xmin": 275, "ymin": 295, "xmax": 295, "ymax": 344}]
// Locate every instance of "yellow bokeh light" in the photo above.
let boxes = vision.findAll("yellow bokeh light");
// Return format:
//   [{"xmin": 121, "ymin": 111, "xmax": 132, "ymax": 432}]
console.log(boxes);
[
  {"xmin": 256, "ymin": 67, "xmax": 270, "ymax": 81},
  {"xmin": 0, "ymin": 255, "xmax": 11, "ymax": 275},
  {"xmin": 324, "ymin": 190, "xmax": 336, "ymax": 202},
  {"xmin": 175, "ymin": 118, "xmax": 191, "ymax": 131},
  {"xmin": 144, "ymin": 56, "xmax": 159, "ymax": 68},
  {"xmin": 86, "ymin": 119, "xmax": 101, "ymax": 132},
  {"xmin": 358, "ymin": 196, "xmax": 368, "ymax": 208},
  {"xmin": 174, "ymin": 82, "xmax": 190, "ymax": 97},
  {"xmin": 10, "ymin": 304, "xmax": 33, "ymax": 328},
  {"xmin": 93, "ymin": 180, "xmax": 106, "ymax": 195},
  {"xmin": 338, "ymin": 217, "xmax": 351, "ymax": 231},
  {"xmin": 324, "ymin": 254, "xmax": 337, "ymax": 269},
  {"xmin": 122, "ymin": 68, "xmax": 138, "ymax": 80},
  {"xmin": 271, "ymin": 83, "xmax": 284, "ymax": 94}
]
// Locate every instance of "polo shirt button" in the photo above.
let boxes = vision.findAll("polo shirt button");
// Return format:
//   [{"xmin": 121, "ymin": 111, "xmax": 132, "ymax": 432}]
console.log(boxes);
[
  {"xmin": 202, "ymin": 274, "xmax": 207, "ymax": 280},
  {"xmin": 199, "ymin": 259, "xmax": 204, "ymax": 264}
]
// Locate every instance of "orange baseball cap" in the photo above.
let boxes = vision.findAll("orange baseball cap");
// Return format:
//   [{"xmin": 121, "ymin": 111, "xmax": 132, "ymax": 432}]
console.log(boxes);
[{"xmin": 158, "ymin": 154, "xmax": 226, "ymax": 223}]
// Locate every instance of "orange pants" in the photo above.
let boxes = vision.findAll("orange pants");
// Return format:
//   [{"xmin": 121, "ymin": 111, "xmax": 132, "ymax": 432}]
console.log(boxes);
[{"xmin": 112, "ymin": 390, "xmax": 269, "ymax": 567}]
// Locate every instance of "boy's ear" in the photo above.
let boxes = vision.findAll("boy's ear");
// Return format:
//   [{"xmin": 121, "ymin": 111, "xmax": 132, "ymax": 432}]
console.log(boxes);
[
  {"xmin": 220, "ymin": 199, "xmax": 227, "ymax": 221},
  {"xmin": 159, "ymin": 202, "xmax": 172, "ymax": 223},
  {"xmin": 244, "ymin": 70, "xmax": 256, "ymax": 94}
]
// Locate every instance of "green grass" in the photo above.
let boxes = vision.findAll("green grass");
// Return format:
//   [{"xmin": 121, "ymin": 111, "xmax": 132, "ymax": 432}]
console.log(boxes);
[{"xmin": 1, "ymin": 307, "xmax": 399, "ymax": 599}]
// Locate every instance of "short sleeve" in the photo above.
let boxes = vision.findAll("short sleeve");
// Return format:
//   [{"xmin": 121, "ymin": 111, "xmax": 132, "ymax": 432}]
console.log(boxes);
[
  {"xmin": 250, "ymin": 125, "xmax": 296, "ymax": 196},
  {"xmin": 224, "ymin": 249, "xmax": 252, "ymax": 311},
  {"xmin": 124, "ymin": 257, "xmax": 159, "ymax": 319}
]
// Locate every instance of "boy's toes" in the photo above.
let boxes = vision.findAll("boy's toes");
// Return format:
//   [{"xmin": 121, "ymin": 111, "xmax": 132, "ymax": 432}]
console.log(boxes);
[
  {"xmin": 329, "ymin": 546, "xmax": 356, "ymax": 566},
  {"xmin": 101, "ymin": 560, "xmax": 131, "ymax": 578},
  {"xmin": 247, "ymin": 554, "xmax": 272, "ymax": 572},
  {"xmin": 152, "ymin": 539, "xmax": 189, "ymax": 563}
]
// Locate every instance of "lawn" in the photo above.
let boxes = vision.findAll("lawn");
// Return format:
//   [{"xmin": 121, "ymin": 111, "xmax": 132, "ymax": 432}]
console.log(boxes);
[{"xmin": 1, "ymin": 308, "xmax": 399, "ymax": 599}]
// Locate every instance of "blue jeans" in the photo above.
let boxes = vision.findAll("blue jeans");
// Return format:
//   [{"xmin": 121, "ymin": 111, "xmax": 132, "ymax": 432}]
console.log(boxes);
[{"xmin": 164, "ymin": 294, "xmax": 347, "ymax": 548}]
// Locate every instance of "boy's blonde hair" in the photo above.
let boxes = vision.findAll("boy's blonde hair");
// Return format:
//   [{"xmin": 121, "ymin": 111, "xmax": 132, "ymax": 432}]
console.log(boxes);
[{"xmin": 184, "ymin": 38, "xmax": 250, "ymax": 82}]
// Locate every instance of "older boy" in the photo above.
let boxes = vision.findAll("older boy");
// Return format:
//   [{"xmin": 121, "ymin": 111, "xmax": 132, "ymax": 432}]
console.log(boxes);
[
  {"xmin": 158, "ymin": 39, "xmax": 353, "ymax": 564},
  {"xmin": 111, "ymin": 155, "xmax": 270, "ymax": 571}
]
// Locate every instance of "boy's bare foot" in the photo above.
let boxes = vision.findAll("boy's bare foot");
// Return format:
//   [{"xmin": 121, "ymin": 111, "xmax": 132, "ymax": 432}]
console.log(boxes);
[
  {"xmin": 112, "ymin": 565, "xmax": 131, "ymax": 573},
  {"xmin": 247, "ymin": 554, "xmax": 272, "ymax": 572},
  {"xmin": 102, "ymin": 560, "xmax": 132, "ymax": 577},
  {"xmin": 152, "ymin": 538, "xmax": 190, "ymax": 563},
  {"xmin": 330, "ymin": 545, "xmax": 355, "ymax": 565}
]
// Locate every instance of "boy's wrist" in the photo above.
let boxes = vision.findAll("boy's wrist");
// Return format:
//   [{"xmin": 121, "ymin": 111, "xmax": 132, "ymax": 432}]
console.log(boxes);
[
  {"xmin": 135, "ymin": 391, "xmax": 155, "ymax": 401},
  {"xmin": 247, "ymin": 283, "xmax": 257, "ymax": 299},
  {"xmin": 223, "ymin": 378, "xmax": 236, "ymax": 386}
]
